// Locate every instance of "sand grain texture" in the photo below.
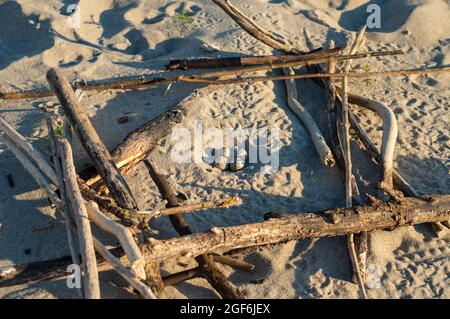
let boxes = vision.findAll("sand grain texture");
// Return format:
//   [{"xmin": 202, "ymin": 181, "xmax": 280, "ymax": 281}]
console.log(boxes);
[{"xmin": 0, "ymin": 0, "xmax": 448, "ymax": 299}]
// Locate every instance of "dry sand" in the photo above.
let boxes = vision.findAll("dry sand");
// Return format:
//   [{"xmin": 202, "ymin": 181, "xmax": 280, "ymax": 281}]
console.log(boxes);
[{"xmin": 0, "ymin": 0, "xmax": 449, "ymax": 299}]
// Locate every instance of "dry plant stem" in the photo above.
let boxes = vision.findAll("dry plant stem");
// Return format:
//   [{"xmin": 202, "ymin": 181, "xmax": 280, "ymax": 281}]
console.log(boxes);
[
  {"xmin": 3, "ymin": 137, "xmax": 63, "ymax": 212},
  {"xmin": 177, "ymin": 67, "xmax": 450, "ymax": 85},
  {"xmin": 44, "ymin": 111, "xmax": 82, "ymax": 298},
  {"xmin": 86, "ymin": 201, "xmax": 146, "ymax": 281},
  {"xmin": 143, "ymin": 195, "xmax": 450, "ymax": 263},
  {"xmin": 167, "ymin": 49, "xmax": 342, "ymax": 69},
  {"xmin": 284, "ymin": 67, "xmax": 335, "ymax": 167},
  {"xmin": 92, "ymin": 237, "xmax": 156, "ymax": 299},
  {"xmin": 46, "ymin": 68, "xmax": 138, "ymax": 210},
  {"xmin": 340, "ymin": 26, "xmax": 368, "ymax": 299},
  {"xmin": 0, "ymin": 50, "xmax": 406, "ymax": 100},
  {"xmin": 0, "ymin": 115, "xmax": 58, "ymax": 184},
  {"xmin": 135, "ymin": 197, "xmax": 239, "ymax": 219},
  {"xmin": 60, "ymin": 139, "xmax": 100, "ymax": 299},
  {"xmin": 144, "ymin": 159, "xmax": 242, "ymax": 299}
]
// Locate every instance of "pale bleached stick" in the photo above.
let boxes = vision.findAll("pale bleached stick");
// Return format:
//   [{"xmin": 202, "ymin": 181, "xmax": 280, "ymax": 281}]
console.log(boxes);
[
  {"xmin": 92, "ymin": 237, "xmax": 156, "ymax": 299},
  {"xmin": 284, "ymin": 67, "xmax": 336, "ymax": 167},
  {"xmin": 340, "ymin": 26, "xmax": 367, "ymax": 207},
  {"xmin": 340, "ymin": 26, "xmax": 369, "ymax": 300},
  {"xmin": 344, "ymin": 93, "xmax": 398, "ymax": 193},
  {"xmin": 3, "ymin": 136, "xmax": 62, "ymax": 212},
  {"xmin": 0, "ymin": 115, "xmax": 58, "ymax": 184},
  {"xmin": 86, "ymin": 201, "xmax": 146, "ymax": 281},
  {"xmin": 44, "ymin": 110, "xmax": 83, "ymax": 298},
  {"xmin": 60, "ymin": 139, "xmax": 100, "ymax": 299}
]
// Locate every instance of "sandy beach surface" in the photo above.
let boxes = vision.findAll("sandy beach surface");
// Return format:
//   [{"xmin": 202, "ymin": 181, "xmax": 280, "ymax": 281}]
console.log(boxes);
[{"xmin": 0, "ymin": 0, "xmax": 449, "ymax": 299}]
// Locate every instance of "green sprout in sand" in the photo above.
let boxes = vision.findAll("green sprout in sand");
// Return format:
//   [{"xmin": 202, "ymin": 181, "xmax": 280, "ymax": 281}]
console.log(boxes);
[
  {"xmin": 362, "ymin": 63, "xmax": 373, "ymax": 86},
  {"xmin": 175, "ymin": 9, "xmax": 193, "ymax": 23},
  {"xmin": 53, "ymin": 125, "xmax": 64, "ymax": 140}
]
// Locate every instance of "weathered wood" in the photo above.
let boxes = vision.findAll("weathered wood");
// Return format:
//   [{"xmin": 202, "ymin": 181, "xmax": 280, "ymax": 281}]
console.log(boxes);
[
  {"xmin": 143, "ymin": 195, "xmax": 450, "ymax": 263},
  {"xmin": 0, "ymin": 49, "xmax": 404, "ymax": 101},
  {"xmin": 162, "ymin": 268, "xmax": 200, "ymax": 287},
  {"xmin": 144, "ymin": 159, "xmax": 243, "ymax": 299},
  {"xmin": 60, "ymin": 139, "xmax": 100, "ymax": 299},
  {"xmin": 44, "ymin": 110, "xmax": 82, "ymax": 298},
  {"xmin": 135, "ymin": 196, "xmax": 240, "ymax": 219},
  {"xmin": 86, "ymin": 201, "xmax": 146, "ymax": 281},
  {"xmin": 92, "ymin": 237, "xmax": 156, "ymax": 299},
  {"xmin": 284, "ymin": 67, "xmax": 335, "ymax": 167},
  {"xmin": 2, "ymin": 195, "xmax": 449, "ymax": 289},
  {"xmin": 46, "ymin": 68, "xmax": 138, "ymax": 210},
  {"xmin": 211, "ymin": 255, "xmax": 256, "ymax": 273},
  {"xmin": 339, "ymin": 26, "xmax": 369, "ymax": 299},
  {"xmin": 166, "ymin": 49, "xmax": 340, "ymax": 70}
]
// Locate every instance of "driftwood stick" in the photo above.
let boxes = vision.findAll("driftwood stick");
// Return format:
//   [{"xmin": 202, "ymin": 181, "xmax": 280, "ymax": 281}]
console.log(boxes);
[
  {"xmin": 339, "ymin": 26, "xmax": 368, "ymax": 299},
  {"xmin": 77, "ymin": 179, "xmax": 139, "ymax": 228},
  {"xmin": 135, "ymin": 196, "xmax": 240, "ymax": 219},
  {"xmin": 162, "ymin": 268, "xmax": 201, "ymax": 287},
  {"xmin": 0, "ymin": 49, "xmax": 406, "ymax": 101},
  {"xmin": 3, "ymin": 136, "xmax": 63, "ymax": 212},
  {"xmin": 46, "ymin": 68, "xmax": 138, "ymax": 210},
  {"xmin": 44, "ymin": 110, "xmax": 82, "ymax": 298},
  {"xmin": 85, "ymin": 152, "xmax": 146, "ymax": 188},
  {"xmin": 348, "ymin": 233, "xmax": 368, "ymax": 298},
  {"xmin": 166, "ymin": 49, "xmax": 342, "ymax": 70},
  {"xmin": 284, "ymin": 67, "xmax": 335, "ymax": 167},
  {"xmin": 143, "ymin": 195, "xmax": 450, "ymax": 263},
  {"xmin": 348, "ymin": 108, "xmax": 449, "ymax": 232},
  {"xmin": 0, "ymin": 115, "xmax": 58, "ymax": 184},
  {"xmin": 92, "ymin": 237, "xmax": 156, "ymax": 299},
  {"xmin": 60, "ymin": 139, "xmax": 100, "ymax": 299},
  {"xmin": 144, "ymin": 159, "xmax": 242, "ymax": 299},
  {"xmin": 304, "ymin": 31, "xmax": 369, "ymax": 288},
  {"xmin": 86, "ymin": 201, "xmax": 146, "ymax": 281},
  {"xmin": 345, "ymin": 93, "xmax": 398, "ymax": 194},
  {"xmin": 2, "ymin": 195, "xmax": 449, "ymax": 288},
  {"xmin": 211, "ymin": 255, "xmax": 256, "ymax": 273},
  {"xmin": 0, "ymin": 251, "xmax": 194, "ymax": 290},
  {"xmin": 175, "ymin": 67, "xmax": 450, "ymax": 85}
]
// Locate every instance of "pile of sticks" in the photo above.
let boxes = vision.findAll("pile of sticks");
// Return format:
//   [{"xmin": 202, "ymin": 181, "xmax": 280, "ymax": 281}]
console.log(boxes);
[{"xmin": 1, "ymin": 0, "xmax": 449, "ymax": 299}]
